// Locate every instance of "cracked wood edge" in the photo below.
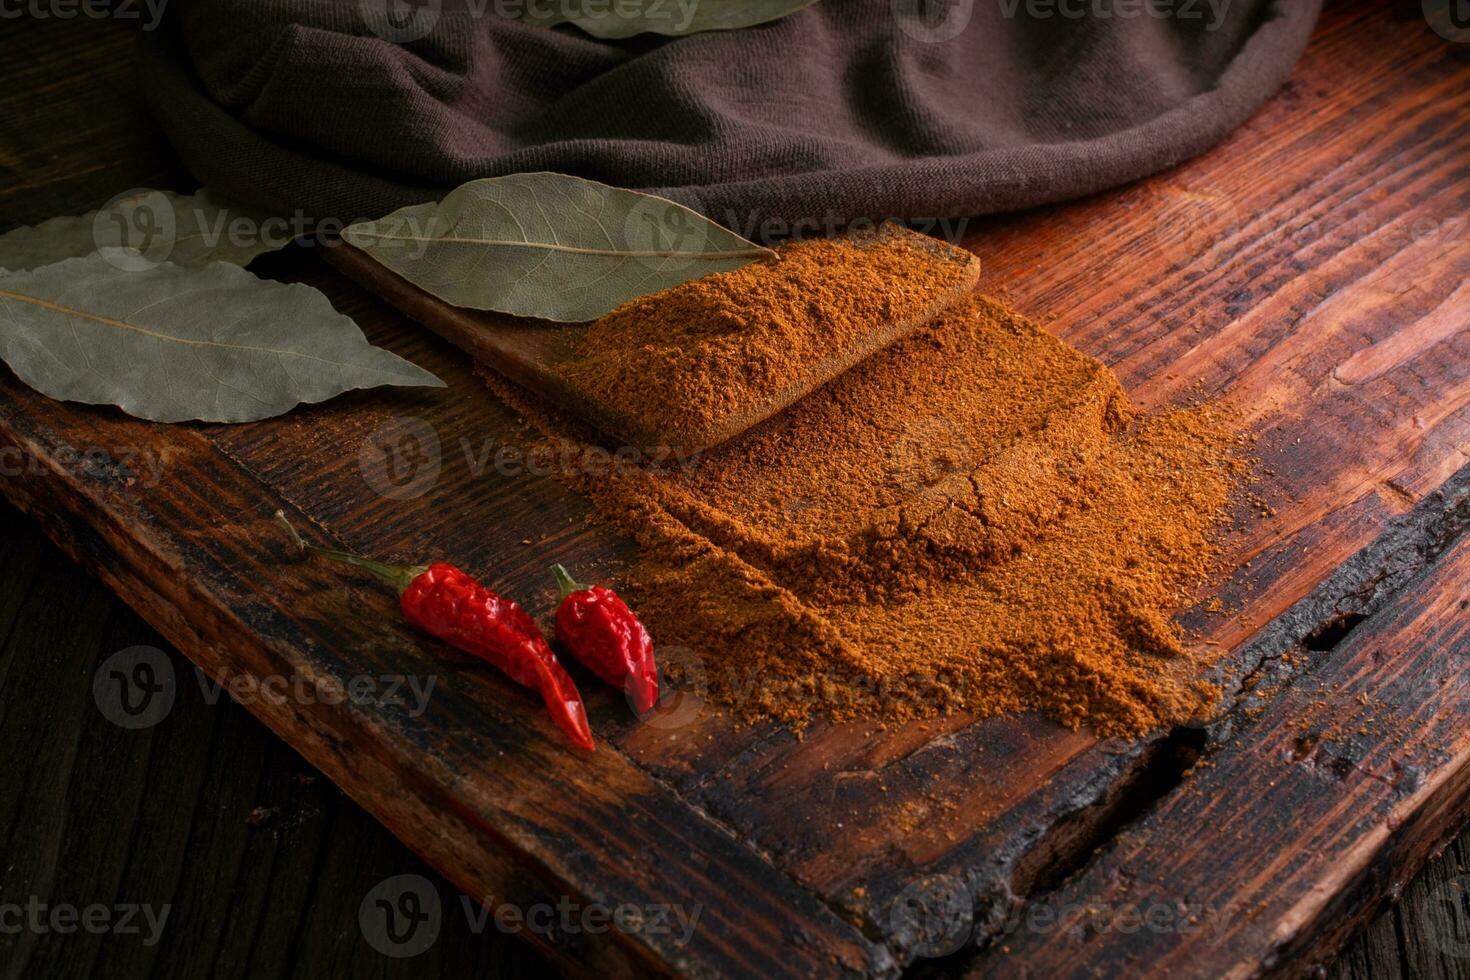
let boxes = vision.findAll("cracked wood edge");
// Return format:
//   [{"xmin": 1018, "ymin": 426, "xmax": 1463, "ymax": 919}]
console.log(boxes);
[{"xmin": 959, "ymin": 465, "xmax": 1470, "ymax": 978}]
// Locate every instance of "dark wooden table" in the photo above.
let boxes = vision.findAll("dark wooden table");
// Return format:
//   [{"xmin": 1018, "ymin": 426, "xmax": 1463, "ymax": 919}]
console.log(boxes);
[
  {"xmin": 8, "ymin": 497, "xmax": 1468, "ymax": 980},
  {"xmin": 0, "ymin": 500, "xmax": 541, "ymax": 979},
  {"xmin": 2, "ymin": 495, "xmax": 1466, "ymax": 980},
  {"xmin": 3, "ymin": 6, "xmax": 1470, "ymax": 979}
]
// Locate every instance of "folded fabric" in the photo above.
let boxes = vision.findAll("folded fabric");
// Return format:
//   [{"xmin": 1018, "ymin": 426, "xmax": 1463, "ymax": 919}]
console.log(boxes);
[{"xmin": 139, "ymin": 0, "xmax": 1320, "ymax": 230}]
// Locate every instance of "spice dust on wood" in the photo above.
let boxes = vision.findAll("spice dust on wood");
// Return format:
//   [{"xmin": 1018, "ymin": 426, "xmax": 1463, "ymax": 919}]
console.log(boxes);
[{"xmin": 484, "ymin": 238, "xmax": 1250, "ymax": 737}]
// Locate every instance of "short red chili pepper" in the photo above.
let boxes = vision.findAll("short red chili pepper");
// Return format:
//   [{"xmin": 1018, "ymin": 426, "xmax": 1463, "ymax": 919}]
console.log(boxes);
[
  {"xmin": 551, "ymin": 564, "xmax": 658, "ymax": 716},
  {"xmin": 276, "ymin": 513, "xmax": 593, "ymax": 751}
]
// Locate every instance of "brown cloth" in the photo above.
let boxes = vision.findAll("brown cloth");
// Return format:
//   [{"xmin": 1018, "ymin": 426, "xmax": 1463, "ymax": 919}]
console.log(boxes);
[{"xmin": 138, "ymin": 0, "xmax": 1320, "ymax": 231}]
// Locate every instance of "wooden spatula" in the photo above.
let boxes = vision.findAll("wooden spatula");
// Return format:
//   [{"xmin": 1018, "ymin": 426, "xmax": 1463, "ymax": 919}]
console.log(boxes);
[{"xmin": 326, "ymin": 224, "xmax": 980, "ymax": 452}]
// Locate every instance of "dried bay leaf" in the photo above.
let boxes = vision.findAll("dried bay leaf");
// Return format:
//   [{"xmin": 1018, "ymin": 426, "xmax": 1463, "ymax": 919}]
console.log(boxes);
[
  {"xmin": 0, "ymin": 254, "xmax": 443, "ymax": 423},
  {"xmin": 0, "ymin": 188, "xmax": 286, "ymax": 274},
  {"xmin": 342, "ymin": 172, "xmax": 776, "ymax": 322},
  {"xmin": 521, "ymin": 0, "xmax": 818, "ymax": 38}
]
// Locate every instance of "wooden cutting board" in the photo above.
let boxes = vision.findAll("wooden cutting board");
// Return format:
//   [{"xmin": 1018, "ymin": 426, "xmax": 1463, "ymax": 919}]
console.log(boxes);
[
  {"xmin": 324, "ymin": 225, "xmax": 982, "ymax": 452},
  {"xmin": 1, "ymin": 5, "xmax": 1468, "ymax": 978}
]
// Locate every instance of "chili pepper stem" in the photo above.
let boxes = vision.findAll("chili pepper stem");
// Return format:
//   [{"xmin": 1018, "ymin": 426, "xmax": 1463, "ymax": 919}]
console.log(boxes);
[
  {"xmin": 551, "ymin": 563, "xmax": 586, "ymax": 600},
  {"xmin": 275, "ymin": 510, "xmax": 426, "ymax": 595}
]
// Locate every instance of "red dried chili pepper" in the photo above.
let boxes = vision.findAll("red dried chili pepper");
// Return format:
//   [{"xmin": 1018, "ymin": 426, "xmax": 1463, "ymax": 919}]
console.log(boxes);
[
  {"xmin": 551, "ymin": 564, "xmax": 658, "ymax": 716},
  {"xmin": 276, "ymin": 513, "xmax": 593, "ymax": 751}
]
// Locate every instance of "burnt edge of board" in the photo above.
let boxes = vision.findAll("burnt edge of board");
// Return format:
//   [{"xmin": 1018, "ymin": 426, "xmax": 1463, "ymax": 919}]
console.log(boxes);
[
  {"xmin": 611, "ymin": 464, "xmax": 1470, "ymax": 974},
  {"xmin": 875, "ymin": 464, "xmax": 1470, "ymax": 975}
]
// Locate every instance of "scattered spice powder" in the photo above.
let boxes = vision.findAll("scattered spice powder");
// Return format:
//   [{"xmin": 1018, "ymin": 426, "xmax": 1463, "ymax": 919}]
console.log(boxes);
[{"xmin": 485, "ymin": 239, "xmax": 1248, "ymax": 737}]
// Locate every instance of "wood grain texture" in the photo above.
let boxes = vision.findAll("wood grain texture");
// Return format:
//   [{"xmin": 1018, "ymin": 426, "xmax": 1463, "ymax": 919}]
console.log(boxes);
[
  {"xmin": 0, "ymin": 391, "xmax": 895, "ymax": 980},
  {"xmin": 961, "ymin": 478, "xmax": 1470, "ymax": 978},
  {"xmin": 0, "ymin": 15, "xmax": 893, "ymax": 980},
  {"xmin": 0, "ymin": 3, "xmax": 1468, "ymax": 978},
  {"xmin": 4, "ymin": 496, "xmax": 1465, "ymax": 980},
  {"xmin": 0, "ymin": 502, "xmax": 542, "ymax": 980},
  {"xmin": 613, "ymin": 3, "xmax": 1470, "ymax": 966}
]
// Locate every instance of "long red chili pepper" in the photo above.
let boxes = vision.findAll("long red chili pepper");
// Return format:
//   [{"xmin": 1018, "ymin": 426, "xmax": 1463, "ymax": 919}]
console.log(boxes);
[
  {"xmin": 551, "ymin": 564, "xmax": 659, "ymax": 716},
  {"xmin": 276, "ymin": 512, "xmax": 594, "ymax": 751}
]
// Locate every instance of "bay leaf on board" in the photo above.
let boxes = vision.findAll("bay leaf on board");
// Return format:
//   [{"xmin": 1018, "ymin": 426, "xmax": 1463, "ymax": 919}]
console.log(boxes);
[
  {"xmin": 0, "ymin": 253, "xmax": 443, "ymax": 423},
  {"xmin": 521, "ymin": 0, "xmax": 819, "ymax": 38},
  {"xmin": 342, "ymin": 172, "xmax": 776, "ymax": 322},
  {"xmin": 0, "ymin": 188, "xmax": 287, "ymax": 274}
]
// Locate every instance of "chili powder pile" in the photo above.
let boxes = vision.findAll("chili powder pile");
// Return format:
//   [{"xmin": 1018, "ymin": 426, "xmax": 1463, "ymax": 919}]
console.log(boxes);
[
  {"xmin": 561, "ymin": 231, "xmax": 976, "ymax": 445},
  {"xmin": 485, "ymin": 240, "xmax": 1246, "ymax": 737}
]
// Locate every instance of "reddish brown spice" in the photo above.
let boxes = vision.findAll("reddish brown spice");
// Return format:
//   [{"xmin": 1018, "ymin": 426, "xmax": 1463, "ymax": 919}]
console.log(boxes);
[
  {"xmin": 559, "ymin": 230, "xmax": 977, "ymax": 449},
  {"xmin": 552, "ymin": 564, "xmax": 658, "ymax": 715},
  {"xmin": 277, "ymin": 513, "xmax": 594, "ymax": 751},
  {"xmin": 482, "ymin": 288, "xmax": 1248, "ymax": 737}
]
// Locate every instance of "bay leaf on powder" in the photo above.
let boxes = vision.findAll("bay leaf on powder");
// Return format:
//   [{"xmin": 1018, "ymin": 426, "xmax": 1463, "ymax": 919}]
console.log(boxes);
[
  {"xmin": 342, "ymin": 172, "xmax": 775, "ymax": 322},
  {"xmin": 0, "ymin": 253, "xmax": 443, "ymax": 423}
]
